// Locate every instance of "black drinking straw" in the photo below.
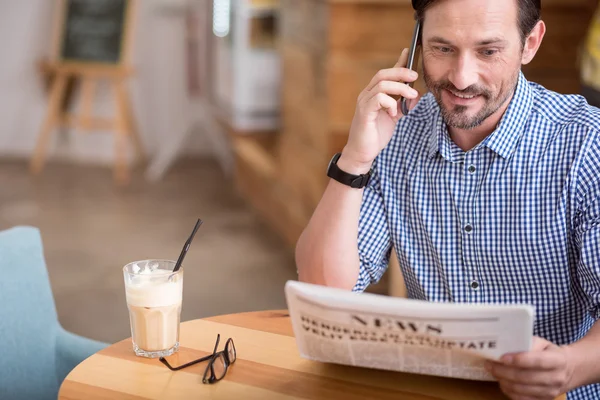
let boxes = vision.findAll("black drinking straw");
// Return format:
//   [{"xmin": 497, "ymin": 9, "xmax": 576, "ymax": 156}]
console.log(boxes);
[{"xmin": 172, "ymin": 218, "xmax": 203, "ymax": 272}]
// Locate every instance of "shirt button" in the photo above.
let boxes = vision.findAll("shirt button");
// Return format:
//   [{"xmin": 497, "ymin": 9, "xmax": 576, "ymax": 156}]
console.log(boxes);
[
  {"xmin": 470, "ymin": 281, "xmax": 480, "ymax": 290},
  {"xmin": 468, "ymin": 165, "xmax": 476, "ymax": 174},
  {"xmin": 464, "ymin": 224, "xmax": 473, "ymax": 233}
]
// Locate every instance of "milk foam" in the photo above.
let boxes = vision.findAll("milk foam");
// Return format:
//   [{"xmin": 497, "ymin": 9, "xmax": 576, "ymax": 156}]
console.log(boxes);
[{"xmin": 125, "ymin": 269, "xmax": 182, "ymax": 308}]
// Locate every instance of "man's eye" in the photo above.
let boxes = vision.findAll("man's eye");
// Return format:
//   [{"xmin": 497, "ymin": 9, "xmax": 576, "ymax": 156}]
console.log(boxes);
[
  {"xmin": 481, "ymin": 49, "xmax": 498, "ymax": 57},
  {"xmin": 437, "ymin": 47, "xmax": 452, "ymax": 54}
]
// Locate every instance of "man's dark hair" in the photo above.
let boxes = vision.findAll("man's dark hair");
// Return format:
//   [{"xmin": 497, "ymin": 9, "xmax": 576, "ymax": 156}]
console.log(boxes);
[{"xmin": 412, "ymin": 0, "xmax": 541, "ymax": 45}]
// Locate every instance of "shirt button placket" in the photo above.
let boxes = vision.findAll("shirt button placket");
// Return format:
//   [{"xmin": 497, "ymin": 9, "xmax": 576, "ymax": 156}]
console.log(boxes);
[{"xmin": 463, "ymin": 154, "xmax": 480, "ymax": 301}]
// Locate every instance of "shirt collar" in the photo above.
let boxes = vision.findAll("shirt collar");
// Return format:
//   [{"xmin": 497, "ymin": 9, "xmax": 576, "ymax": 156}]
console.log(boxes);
[{"xmin": 427, "ymin": 71, "xmax": 534, "ymax": 160}]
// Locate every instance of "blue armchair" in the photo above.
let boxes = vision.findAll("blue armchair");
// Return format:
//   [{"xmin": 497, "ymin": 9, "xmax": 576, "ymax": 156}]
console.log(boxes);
[{"xmin": 0, "ymin": 226, "xmax": 108, "ymax": 400}]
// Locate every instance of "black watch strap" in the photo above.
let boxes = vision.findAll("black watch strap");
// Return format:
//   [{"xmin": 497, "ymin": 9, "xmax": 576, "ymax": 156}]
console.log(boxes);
[{"xmin": 327, "ymin": 153, "xmax": 371, "ymax": 189}]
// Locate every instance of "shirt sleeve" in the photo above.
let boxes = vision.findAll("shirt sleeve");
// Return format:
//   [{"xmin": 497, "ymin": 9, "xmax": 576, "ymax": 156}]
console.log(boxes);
[
  {"xmin": 353, "ymin": 157, "xmax": 393, "ymax": 292},
  {"xmin": 575, "ymin": 136, "xmax": 600, "ymax": 320}
]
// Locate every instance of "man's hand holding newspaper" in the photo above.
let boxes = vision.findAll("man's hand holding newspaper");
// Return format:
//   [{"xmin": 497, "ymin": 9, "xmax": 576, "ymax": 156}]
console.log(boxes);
[{"xmin": 484, "ymin": 336, "xmax": 574, "ymax": 399}]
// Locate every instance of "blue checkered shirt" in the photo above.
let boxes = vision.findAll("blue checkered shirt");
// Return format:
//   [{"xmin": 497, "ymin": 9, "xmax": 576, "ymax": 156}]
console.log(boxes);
[{"xmin": 354, "ymin": 72, "xmax": 600, "ymax": 399}]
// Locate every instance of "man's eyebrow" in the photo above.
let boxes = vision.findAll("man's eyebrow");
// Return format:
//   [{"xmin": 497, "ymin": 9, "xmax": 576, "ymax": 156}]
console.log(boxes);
[
  {"xmin": 428, "ymin": 36, "xmax": 452, "ymax": 44},
  {"xmin": 476, "ymin": 38, "xmax": 507, "ymax": 46},
  {"xmin": 426, "ymin": 36, "xmax": 508, "ymax": 46}
]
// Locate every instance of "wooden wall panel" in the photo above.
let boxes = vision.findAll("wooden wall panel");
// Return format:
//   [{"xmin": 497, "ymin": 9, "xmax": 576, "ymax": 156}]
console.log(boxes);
[
  {"xmin": 280, "ymin": 43, "xmax": 328, "ymax": 150},
  {"xmin": 278, "ymin": 135, "xmax": 329, "ymax": 212},
  {"xmin": 329, "ymin": 4, "xmax": 415, "ymax": 54},
  {"xmin": 280, "ymin": 0, "xmax": 329, "ymax": 51},
  {"xmin": 522, "ymin": 6, "xmax": 595, "ymax": 94},
  {"xmin": 234, "ymin": 138, "xmax": 308, "ymax": 248}
]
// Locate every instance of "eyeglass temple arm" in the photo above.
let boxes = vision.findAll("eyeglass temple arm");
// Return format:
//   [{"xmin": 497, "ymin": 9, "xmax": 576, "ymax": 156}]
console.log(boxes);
[
  {"xmin": 211, "ymin": 334, "xmax": 221, "ymax": 354},
  {"xmin": 160, "ymin": 353, "xmax": 215, "ymax": 371},
  {"xmin": 159, "ymin": 334, "xmax": 222, "ymax": 371}
]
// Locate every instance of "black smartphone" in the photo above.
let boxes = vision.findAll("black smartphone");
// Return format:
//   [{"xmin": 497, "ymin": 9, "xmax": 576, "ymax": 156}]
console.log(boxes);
[{"xmin": 401, "ymin": 20, "xmax": 421, "ymax": 116}]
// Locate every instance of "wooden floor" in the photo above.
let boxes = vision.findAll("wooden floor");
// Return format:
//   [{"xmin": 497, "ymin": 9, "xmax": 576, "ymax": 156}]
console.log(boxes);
[{"xmin": 0, "ymin": 158, "xmax": 298, "ymax": 344}]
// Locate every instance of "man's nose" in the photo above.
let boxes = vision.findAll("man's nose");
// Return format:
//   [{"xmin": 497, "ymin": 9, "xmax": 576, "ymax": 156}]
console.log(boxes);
[{"xmin": 448, "ymin": 53, "xmax": 478, "ymax": 91}]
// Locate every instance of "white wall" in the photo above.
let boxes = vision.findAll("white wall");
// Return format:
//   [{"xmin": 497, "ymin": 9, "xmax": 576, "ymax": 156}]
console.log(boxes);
[{"xmin": 0, "ymin": 0, "xmax": 212, "ymax": 166}]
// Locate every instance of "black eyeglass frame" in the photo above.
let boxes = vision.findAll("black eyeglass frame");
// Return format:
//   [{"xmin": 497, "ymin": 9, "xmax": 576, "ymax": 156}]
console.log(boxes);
[{"xmin": 159, "ymin": 334, "xmax": 236, "ymax": 384}]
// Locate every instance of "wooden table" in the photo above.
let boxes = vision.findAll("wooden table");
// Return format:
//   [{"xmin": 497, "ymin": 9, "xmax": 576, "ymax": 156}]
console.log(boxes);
[{"xmin": 59, "ymin": 310, "xmax": 567, "ymax": 400}]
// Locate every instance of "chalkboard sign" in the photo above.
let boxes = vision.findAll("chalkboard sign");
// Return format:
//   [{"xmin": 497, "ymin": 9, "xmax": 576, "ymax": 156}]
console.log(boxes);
[{"xmin": 59, "ymin": 0, "xmax": 129, "ymax": 64}]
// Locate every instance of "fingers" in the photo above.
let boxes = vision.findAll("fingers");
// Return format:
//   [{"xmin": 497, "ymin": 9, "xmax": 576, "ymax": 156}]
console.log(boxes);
[
  {"xmin": 499, "ymin": 350, "xmax": 564, "ymax": 371},
  {"xmin": 487, "ymin": 339, "xmax": 569, "ymax": 400},
  {"xmin": 360, "ymin": 77, "xmax": 418, "ymax": 106},
  {"xmin": 369, "ymin": 81, "xmax": 419, "ymax": 100},
  {"xmin": 365, "ymin": 48, "xmax": 418, "ymax": 92},
  {"xmin": 487, "ymin": 363, "xmax": 554, "ymax": 385},
  {"xmin": 365, "ymin": 68, "xmax": 418, "ymax": 92},
  {"xmin": 357, "ymin": 48, "xmax": 422, "ymax": 117},
  {"xmin": 394, "ymin": 48, "xmax": 409, "ymax": 68},
  {"xmin": 530, "ymin": 336, "xmax": 553, "ymax": 352},
  {"xmin": 404, "ymin": 91, "xmax": 423, "ymax": 114},
  {"xmin": 499, "ymin": 381, "xmax": 563, "ymax": 400},
  {"xmin": 364, "ymin": 92, "xmax": 399, "ymax": 119}
]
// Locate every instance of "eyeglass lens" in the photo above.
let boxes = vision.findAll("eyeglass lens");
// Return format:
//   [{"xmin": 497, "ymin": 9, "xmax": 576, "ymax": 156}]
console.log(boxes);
[
  {"xmin": 203, "ymin": 352, "xmax": 226, "ymax": 383},
  {"xmin": 226, "ymin": 339, "xmax": 236, "ymax": 363}
]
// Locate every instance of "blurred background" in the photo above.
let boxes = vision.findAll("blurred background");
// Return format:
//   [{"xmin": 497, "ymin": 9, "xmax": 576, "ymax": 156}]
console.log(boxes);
[{"xmin": 0, "ymin": 0, "xmax": 597, "ymax": 344}]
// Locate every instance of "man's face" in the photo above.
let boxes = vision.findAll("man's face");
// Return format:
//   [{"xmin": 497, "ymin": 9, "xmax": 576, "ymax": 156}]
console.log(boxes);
[{"xmin": 421, "ymin": 0, "xmax": 524, "ymax": 130}]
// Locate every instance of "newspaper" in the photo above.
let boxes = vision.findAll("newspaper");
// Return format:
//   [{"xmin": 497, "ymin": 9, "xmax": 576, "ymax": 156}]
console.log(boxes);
[{"xmin": 284, "ymin": 280, "xmax": 534, "ymax": 381}]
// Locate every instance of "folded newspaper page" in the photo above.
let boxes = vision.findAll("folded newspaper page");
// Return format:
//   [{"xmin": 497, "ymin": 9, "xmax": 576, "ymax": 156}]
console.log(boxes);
[{"xmin": 284, "ymin": 280, "xmax": 534, "ymax": 381}]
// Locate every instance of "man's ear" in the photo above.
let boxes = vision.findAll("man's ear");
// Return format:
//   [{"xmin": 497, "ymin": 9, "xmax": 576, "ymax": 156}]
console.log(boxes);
[{"xmin": 522, "ymin": 20, "xmax": 546, "ymax": 65}]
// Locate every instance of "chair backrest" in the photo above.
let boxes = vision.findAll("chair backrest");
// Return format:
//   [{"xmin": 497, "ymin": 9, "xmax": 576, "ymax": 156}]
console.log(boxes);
[{"xmin": 0, "ymin": 226, "xmax": 60, "ymax": 399}]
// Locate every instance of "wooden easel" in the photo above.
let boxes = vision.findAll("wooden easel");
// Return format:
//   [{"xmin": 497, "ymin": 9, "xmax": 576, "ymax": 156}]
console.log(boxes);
[{"xmin": 31, "ymin": 0, "xmax": 143, "ymax": 186}]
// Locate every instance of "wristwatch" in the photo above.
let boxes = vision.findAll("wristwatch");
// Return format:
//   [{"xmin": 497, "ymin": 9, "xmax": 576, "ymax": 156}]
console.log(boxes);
[{"xmin": 326, "ymin": 153, "xmax": 371, "ymax": 189}]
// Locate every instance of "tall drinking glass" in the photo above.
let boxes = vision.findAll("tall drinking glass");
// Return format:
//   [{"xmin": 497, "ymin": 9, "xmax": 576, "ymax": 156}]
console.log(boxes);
[{"xmin": 123, "ymin": 259, "xmax": 183, "ymax": 358}]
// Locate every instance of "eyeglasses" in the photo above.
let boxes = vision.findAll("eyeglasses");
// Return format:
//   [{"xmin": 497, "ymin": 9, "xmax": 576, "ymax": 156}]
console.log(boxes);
[{"xmin": 159, "ymin": 334, "xmax": 236, "ymax": 384}]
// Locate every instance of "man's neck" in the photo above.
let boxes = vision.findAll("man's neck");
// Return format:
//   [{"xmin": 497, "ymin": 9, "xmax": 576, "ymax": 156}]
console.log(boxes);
[{"xmin": 448, "ymin": 96, "xmax": 513, "ymax": 152}]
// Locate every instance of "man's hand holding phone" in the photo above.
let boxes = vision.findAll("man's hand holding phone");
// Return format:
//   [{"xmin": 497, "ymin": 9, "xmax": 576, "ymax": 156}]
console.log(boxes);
[{"xmin": 338, "ymin": 48, "xmax": 422, "ymax": 175}]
